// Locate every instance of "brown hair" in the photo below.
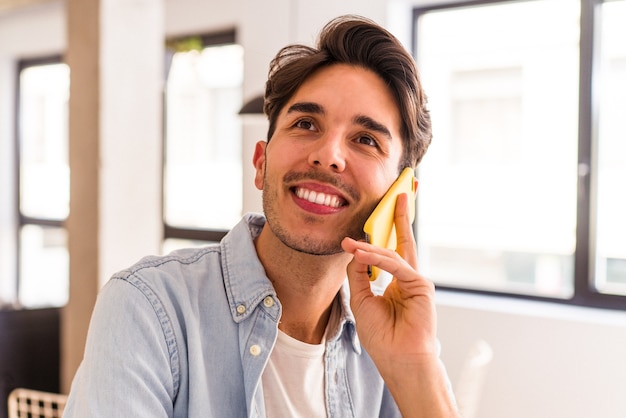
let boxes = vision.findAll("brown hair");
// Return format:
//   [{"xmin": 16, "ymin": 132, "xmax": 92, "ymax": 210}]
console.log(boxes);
[{"xmin": 263, "ymin": 14, "xmax": 432, "ymax": 168}]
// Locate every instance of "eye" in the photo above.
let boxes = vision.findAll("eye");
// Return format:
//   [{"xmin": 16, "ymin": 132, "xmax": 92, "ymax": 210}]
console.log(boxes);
[
  {"xmin": 355, "ymin": 134, "xmax": 379, "ymax": 148},
  {"xmin": 294, "ymin": 118, "xmax": 317, "ymax": 131}
]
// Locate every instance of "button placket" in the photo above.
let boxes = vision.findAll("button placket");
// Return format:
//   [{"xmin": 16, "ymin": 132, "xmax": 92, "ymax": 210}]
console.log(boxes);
[{"xmin": 249, "ymin": 344, "xmax": 261, "ymax": 356}]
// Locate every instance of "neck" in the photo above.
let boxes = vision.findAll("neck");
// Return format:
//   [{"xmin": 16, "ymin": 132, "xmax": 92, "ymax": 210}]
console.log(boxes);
[{"xmin": 254, "ymin": 224, "xmax": 350, "ymax": 344}]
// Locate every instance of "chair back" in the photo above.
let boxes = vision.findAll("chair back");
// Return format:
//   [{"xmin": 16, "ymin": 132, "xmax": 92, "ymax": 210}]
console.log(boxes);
[{"xmin": 7, "ymin": 388, "xmax": 67, "ymax": 418}]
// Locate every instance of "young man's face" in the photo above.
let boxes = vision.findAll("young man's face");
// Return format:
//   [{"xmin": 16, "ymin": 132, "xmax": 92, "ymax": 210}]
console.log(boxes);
[{"xmin": 253, "ymin": 63, "xmax": 405, "ymax": 255}]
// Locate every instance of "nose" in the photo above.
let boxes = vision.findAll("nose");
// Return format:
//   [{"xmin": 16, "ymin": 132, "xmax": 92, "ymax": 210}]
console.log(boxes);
[{"xmin": 308, "ymin": 133, "xmax": 346, "ymax": 172}]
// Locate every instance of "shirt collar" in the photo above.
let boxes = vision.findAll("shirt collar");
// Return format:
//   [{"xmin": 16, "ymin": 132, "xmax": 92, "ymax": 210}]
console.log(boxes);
[
  {"xmin": 222, "ymin": 213, "xmax": 278, "ymax": 323},
  {"xmin": 221, "ymin": 213, "xmax": 361, "ymax": 353},
  {"xmin": 327, "ymin": 281, "xmax": 361, "ymax": 354}
]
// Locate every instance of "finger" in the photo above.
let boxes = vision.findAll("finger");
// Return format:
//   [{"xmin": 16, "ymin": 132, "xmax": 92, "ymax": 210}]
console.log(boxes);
[
  {"xmin": 394, "ymin": 193, "xmax": 418, "ymax": 268},
  {"xmin": 344, "ymin": 238, "xmax": 414, "ymax": 284}
]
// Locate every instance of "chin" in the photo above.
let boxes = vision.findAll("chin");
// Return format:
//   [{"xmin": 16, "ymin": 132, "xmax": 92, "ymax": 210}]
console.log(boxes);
[{"xmin": 287, "ymin": 238, "xmax": 344, "ymax": 256}]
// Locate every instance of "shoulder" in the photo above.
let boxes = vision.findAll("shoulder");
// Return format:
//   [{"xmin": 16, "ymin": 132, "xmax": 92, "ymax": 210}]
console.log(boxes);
[
  {"xmin": 121, "ymin": 245, "xmax": 221, "ymax": 277},
  {"xmin": 107, "ymin": 245, "xmax": 221, "ymax": 295}
]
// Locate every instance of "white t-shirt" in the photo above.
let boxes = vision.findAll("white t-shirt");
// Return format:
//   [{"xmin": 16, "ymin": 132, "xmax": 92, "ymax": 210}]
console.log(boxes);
[{"xmin": 262, "ymin": 329, "xmax": 327, "ymax": 417}]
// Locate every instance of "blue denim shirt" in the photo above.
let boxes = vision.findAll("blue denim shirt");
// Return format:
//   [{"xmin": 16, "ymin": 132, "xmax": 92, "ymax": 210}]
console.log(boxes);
[{"xmin": 64, "ymin": 213, "xmax": 402, "ymax": 417}]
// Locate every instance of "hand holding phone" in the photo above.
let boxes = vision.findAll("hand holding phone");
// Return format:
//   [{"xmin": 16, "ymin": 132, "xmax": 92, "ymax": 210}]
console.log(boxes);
[{"xmin": 363, "ymin": 167, "xmax": 418, "ymax": 281}]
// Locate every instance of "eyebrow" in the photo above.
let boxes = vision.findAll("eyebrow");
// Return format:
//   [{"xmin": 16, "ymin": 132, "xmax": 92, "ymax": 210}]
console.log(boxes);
[
  {"xmin": 287, "ymin": 101, "xmax": 392, "ymax": 140},
  {"xmin": 354, "ymin": 114, "xmax": 392, "ymax": 140},
  {"xmin": 286, "ymin": 102, "xmax": 324, "ymax": 115}
]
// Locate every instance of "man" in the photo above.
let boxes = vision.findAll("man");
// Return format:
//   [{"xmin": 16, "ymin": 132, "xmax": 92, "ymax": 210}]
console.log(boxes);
[{"xmin": 64, "ymin": 15, "xmax": 459, "ymax": 417}]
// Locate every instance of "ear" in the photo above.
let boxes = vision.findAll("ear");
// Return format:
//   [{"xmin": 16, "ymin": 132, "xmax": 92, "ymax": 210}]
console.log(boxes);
[{"xmin": 252, "ymin": 141, "xmax": 267, "ymax": 190}]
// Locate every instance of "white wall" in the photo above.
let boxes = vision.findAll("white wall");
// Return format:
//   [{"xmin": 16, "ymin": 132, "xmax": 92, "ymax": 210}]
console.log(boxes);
[
  {"xmin": 437, "ymin": 291, "xmax": 626, "ymax": 418},
  {"xmin": 1, "ymin": 1, "xmax": 625, "ymax": 417},
  {"xmin": 97, "ymin": 0, "xmax": 164, "ymax": 286}
]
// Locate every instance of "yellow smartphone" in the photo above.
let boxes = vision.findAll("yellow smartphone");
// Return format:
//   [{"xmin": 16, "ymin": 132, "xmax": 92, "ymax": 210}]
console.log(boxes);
[{"xmin": 363, "ymin": 167, "xmax": 418, "ymax": 280}]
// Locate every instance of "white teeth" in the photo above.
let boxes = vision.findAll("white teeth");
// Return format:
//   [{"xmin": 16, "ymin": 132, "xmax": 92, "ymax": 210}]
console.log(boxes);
[{"xmin": 295, "ymin": 188, "xmax": 341, "ymax": 208}]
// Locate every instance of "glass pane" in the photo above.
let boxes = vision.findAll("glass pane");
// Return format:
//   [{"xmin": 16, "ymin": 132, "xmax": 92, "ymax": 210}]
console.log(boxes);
[
  {"xmin": 415, "ymin": 0, "xmax": 579, "ymax": 298},
  {"xmin": 19, "ymin": 63, "xmax": 70, "ymax": 220},
  {"xmin": 19, "ymin": 225, "xmax": 69, "ymax": 308},
  {"xmin": 594, "ymin": 0, "xmax": 626, "ymax": 296},
  {"xmin": 164, "ymin": 44, "xmax": 244, "ymax": 230}
]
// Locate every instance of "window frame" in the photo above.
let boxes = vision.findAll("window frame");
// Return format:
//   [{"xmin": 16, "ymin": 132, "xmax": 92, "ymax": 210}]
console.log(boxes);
[
  {"xmin": 162, "ymin": 29, "xmax": 238, "ymax": 245},
  {"xmin": 15, "ymin": 54, "xmax": 68, "ymax": 304},
  {"xmin": 412, "ymin": 0, "xmax": 626, "ymax": 310}
]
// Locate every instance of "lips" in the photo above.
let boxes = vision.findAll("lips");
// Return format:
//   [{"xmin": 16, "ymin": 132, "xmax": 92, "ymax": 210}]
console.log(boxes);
[{"xmin": 294, "ymin": 187, "xmax": 344, "ymax": 208}]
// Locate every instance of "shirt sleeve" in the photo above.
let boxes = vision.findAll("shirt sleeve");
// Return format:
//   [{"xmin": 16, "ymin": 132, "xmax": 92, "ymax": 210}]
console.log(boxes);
[{"xmin": 63, "ymin": 276, "xmax": 179, "ymax": 417}]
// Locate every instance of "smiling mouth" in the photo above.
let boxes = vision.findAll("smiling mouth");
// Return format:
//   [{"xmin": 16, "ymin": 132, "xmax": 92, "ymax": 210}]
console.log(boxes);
[{"xmin": 294, "ymin": 187, "xmax": 345, "ymax": 208}]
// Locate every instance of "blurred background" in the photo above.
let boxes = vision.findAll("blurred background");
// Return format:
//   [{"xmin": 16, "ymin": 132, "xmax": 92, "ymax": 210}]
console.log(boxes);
[{"xmin": 0, "ymin": 0, "xmax": 625, "ymax": 417}]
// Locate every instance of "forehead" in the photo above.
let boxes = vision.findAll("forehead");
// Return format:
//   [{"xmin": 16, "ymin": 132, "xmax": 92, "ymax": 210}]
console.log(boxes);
[{"xmin": 284, "ymin": 64, "xmax": 402, "ymax": 134}]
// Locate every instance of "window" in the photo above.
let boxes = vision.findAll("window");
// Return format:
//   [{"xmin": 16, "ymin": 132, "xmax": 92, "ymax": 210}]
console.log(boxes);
[
  {"xmin": 163, "ymin": 31, "xmax": 243, "ymax": 251},
  {"xmin": 16, "ymin": 57, "xmax": 70, "ymax": 308},
  {"xmin": 594, "ymin": 0, "xmax": 626, "ymax": 296},
  {"xmin": 413, "ymin": 0, "xmax": 626, "ymax": 309}
]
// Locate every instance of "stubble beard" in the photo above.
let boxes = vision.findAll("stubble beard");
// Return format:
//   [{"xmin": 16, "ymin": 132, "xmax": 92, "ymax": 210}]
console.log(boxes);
[{"xmin": 261, "ymin": 172, "xmax": 371, "ymax": 256}]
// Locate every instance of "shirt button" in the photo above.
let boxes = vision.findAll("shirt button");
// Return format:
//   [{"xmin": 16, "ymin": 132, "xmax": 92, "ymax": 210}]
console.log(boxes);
[
  {"xmin": 263, "ymin": 296, "xmax": 275, "ymax": 308},
  {"xmin": 249, "ymin": 344, "xmax": 261, "ymax": 356},
  {"xmin": 236, "ymin": 304, "xmax": 246, "ymax": 314}
]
